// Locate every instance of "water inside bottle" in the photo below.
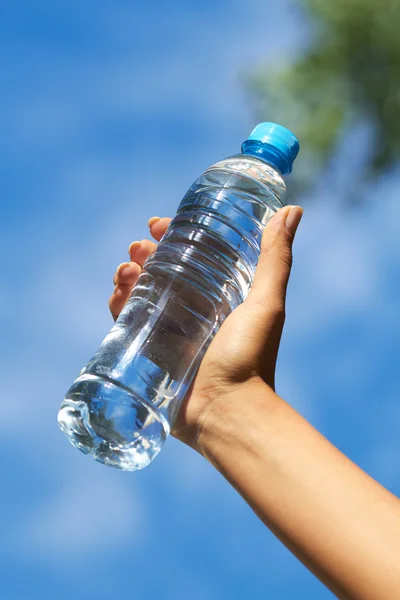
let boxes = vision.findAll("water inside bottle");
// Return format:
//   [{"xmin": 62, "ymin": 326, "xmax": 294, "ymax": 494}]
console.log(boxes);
[{"xmin": 58, "ymin": 156, "xmax": 287, "ymax": 470}]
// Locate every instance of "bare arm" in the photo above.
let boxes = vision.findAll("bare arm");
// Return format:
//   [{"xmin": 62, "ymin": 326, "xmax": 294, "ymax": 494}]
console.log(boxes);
[
  {"xmin": 198, "ymin": 380, "xmax": 400, "ymax": 600},
  {"xmin": 110, "ymin": 209, "xmax": 400, "ymax": 598}
]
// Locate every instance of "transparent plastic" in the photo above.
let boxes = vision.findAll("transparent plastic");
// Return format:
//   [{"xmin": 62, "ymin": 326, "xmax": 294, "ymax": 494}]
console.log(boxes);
[{"xmin": 58, "ymin": 154, "xmax": 288, "ymax": 470}]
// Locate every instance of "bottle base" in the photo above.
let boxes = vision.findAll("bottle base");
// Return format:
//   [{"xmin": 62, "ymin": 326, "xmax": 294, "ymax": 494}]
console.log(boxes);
[{"xmin": 58, "ymin": 375, "xmax": 169, "ymax": 471}]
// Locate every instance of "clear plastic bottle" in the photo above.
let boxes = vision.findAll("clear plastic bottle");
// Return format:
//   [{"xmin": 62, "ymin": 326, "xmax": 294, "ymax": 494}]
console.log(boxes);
[{"xmin": 58, "ymin": 123, "xmax": 299, "ymax": 471}]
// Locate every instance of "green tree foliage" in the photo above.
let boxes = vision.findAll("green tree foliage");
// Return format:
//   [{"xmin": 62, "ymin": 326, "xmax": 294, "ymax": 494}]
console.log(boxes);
[{"xmin": 249, "ymin": 0, "xmax": 400, "ymax": 188}]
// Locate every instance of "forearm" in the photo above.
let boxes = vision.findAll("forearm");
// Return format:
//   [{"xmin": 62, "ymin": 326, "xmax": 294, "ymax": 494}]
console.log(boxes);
[{"xmin": 199, "ymin": 381, "xmax": 400, "ymax": 599}]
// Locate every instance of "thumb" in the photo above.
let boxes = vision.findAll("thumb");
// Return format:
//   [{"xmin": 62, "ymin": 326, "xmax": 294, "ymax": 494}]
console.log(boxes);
[
  {"xmin": 243, "ymin": 205, "xmax": 303, "ymax": 378},
  {"xmin": 249, "ymin": 205, "xmax": 303, "ymax": 314}
]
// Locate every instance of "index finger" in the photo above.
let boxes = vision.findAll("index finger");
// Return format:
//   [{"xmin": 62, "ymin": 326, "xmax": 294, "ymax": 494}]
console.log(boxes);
[{"xmin": 149, "ymin": 217, "xmax": 173, "ymax": 242}]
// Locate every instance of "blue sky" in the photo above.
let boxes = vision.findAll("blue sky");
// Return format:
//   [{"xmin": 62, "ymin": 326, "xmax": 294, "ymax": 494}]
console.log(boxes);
[{"xmin": 2, "ymin": 1, "xmax": 400, "ymax": 598}]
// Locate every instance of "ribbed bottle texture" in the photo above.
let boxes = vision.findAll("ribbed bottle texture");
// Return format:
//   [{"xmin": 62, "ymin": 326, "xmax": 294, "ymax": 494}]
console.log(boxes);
[{"xmin": 58, "ymin": 124, "xmax": 298, "ymax": 471}]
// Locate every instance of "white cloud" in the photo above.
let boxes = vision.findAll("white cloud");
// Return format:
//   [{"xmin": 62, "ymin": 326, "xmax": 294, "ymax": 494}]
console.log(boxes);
[
  {"xmin": 4, "ymin": 0, "xmax": 400, "ymax": 553},
  {"xmin": 5, "ymin": 4, "xmax": 400, "ymax": 598},
  {"xmin": 14, "ymin": 465, "xmax": 144, "ymax": 565}
]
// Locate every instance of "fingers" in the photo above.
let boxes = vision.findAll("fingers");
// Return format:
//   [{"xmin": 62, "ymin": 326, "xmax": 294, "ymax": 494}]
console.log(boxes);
[
  {"xmin": 109, "ymin": 284, "xmax": 133, "ymax": 322},
  {"xmin": 126, "ymin": 217, "xmax": 171, "ymax": 264},
  {"xmin": 128, "ymin": 239, "xmax": 158, "ymax": 267},
  {"xmin": 109, "ymin": 262, "xmax": 141, "ymax": 321},
  {"xmin": 109, "ymin": 215, "xmax": 172, "ymax": 321},
  {"xmin": 113, "ymin": 261, "xmax": 141, "ymax": 287},
  {"xmin": 148, "ymin": 216, "xmax": 172, "ymax": 242}
]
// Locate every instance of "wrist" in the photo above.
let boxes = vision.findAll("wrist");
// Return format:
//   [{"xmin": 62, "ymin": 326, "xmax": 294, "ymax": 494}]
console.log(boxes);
[{"xmin": 196, "ymin": 377, "xmax": 280, "ymax": 462}]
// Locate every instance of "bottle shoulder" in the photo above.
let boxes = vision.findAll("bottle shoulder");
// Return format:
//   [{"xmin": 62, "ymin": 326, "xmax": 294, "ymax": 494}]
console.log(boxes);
[{"xmin": 205, "ymin": 154, "xmax": 287, "ymax": 207}]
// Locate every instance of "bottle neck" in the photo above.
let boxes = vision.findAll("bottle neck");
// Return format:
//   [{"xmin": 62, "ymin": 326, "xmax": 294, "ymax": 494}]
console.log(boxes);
[{"xmin": 241, "ymin": 140, "xmax": 291, "ymax": 175}]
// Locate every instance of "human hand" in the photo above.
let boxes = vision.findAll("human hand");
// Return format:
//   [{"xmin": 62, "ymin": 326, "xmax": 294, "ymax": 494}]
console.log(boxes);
[{"xmin": 110, "ymin": 206, "xmax": 303, "ymax": 453}]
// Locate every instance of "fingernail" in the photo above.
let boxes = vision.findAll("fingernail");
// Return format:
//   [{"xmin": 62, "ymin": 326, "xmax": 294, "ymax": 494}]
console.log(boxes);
[
  {"xmin": 119, "ymin": 264, "xmax": 138, "ymax": 277},
  {"xmin": 116, "ymin": 262, "xmax": 130, "ymax": 276},
  {"xmin": 128, "ymin": 241, "xmax": 141, "ymax": 254},
  {"xmin": 148, "ymin": 216, "xmax": 161, "ymax": 228},
  {"xmin": 285, "ymin": 206, "xmax": 303, "ymax": 236}
]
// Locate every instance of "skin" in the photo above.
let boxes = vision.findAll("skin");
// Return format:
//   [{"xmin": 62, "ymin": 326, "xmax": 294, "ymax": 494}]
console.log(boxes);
[{"xmin": 110, "ymin": 207, "xmax": 400, "ymax": 599}]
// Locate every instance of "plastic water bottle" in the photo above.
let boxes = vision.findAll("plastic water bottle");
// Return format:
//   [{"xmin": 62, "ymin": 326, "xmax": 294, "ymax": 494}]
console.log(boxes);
[{"xmin": 58, "ymin": 123, "xmax": 299, "ymax": 471}]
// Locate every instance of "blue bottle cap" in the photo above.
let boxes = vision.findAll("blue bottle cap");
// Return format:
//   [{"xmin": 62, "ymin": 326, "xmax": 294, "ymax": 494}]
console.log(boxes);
[{"xmin": 241, "ymin": 122, "xmax": 300, "ymax": 175}]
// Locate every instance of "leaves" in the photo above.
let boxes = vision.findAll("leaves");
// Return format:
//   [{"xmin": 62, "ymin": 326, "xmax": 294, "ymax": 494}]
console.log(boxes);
[{"xmin": 248, "ymin": 0, "xmax": 400, "ymax": 190}]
